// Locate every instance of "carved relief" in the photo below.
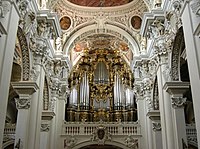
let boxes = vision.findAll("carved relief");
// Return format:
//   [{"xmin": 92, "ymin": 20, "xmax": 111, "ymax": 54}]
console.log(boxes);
[
  {"xmin": 17, "ymin": 27, "xmax": 30, "ymax": 81},
  {"xmin": 37, "ymin": 20, "xmax": 54, "ymax": 39},
  {"xmin": 147, "ymin": 19, "xmax": 165, "ymax": 39},
  {"xmin": 43, "ymin": 78, "xmax": 49, "ymax": 110},
  {"xmin": 190, "ymin": 0, "xmax": 200, "ymax": 16},
  {"xmin": 125, "ymin": 135, "xmax": 138, "ymax": 149},
  {"xmin": 152, "ymin": 122, "xmax": 161, "ymax": 131},
  {"xmin": 0, "ymin": 0, "xmax": 10, "ymax": 18},
  {"xmin": 41, "ymin": 123, "xmax": 50, "ymax": 132},
  {"xmin": 91, "ymin": 126, "xmax": 112, "ymax": 145},
  {"xmin": 15, "ymin": 97, "xmax": 30, "ymax": 109},
  {"xmin": 152, "ymin": 78, "xmax": 159, "ymax": 110},
  {"xmin": 171, "ymin": 97, "xmax": 186, "ymax": 108},
  {"xmin": 64, "ymin": 136, "xmax": 77, "ymax": 149},
  {"xmin": 171, "ymin": 29, "xmax": 184, "ymax": 81}
]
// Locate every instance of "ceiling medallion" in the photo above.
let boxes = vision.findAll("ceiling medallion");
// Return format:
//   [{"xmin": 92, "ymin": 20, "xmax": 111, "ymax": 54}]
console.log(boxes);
[
  {"xmin": 59, "ymin": 16, "xmax": 71, "ymax": 30},
  {"xmin": 130, "ymin": 16, "xmax": 142, "ymax": 30}
]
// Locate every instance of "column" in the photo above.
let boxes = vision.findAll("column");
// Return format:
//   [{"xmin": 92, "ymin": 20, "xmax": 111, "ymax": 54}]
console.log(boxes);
[
  {"xmin": 181, "ymin": 0, "xmax": 200, "ymax": 147},
  {"xmin": 11, "ymin": 82, "xmax": 38, "ymax": 149},
  {"xmin": 0, "ymin": 1, "xmax": 19, "ymax": 147},
  {"xmin": 164, "ymin": 81, "xmax": 189, "ymax": 149}
]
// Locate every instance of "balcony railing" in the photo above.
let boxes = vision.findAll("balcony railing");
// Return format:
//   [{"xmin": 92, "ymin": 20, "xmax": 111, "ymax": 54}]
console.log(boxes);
[
  {"xmin": 186, "ymin": 124, "xmax": 198, "ymax": 147},
  {"xmin": 4, "ymin": 123, "xmax": 16, "ymax": 135},
  {"xmin": 63, "ymin": 121, "xmax": 141, "ymax": 136}
]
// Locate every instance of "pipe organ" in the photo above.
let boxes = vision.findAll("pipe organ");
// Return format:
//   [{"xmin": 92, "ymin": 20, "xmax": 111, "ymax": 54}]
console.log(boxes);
[{"xmin": 67, "ymin": 49, "xmax": 136, "ymax": 122}]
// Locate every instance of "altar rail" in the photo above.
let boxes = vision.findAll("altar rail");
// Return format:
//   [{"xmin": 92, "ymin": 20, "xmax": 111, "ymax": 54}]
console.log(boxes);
[{"xmin": 63, "ymin": 121, "xmax": 141, "ymax": 136}]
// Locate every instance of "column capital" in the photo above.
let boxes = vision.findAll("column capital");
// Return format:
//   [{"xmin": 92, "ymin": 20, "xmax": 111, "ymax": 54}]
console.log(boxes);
[
  {"xmin": 40, "ymin": 123, "xmax": 50, "ymax": 132},
  {"xmin": 171, "ymin": 97, "xmax": 186, "ymax": 108},
  {"xmin": 15, "ymin": 96, "xmax": 31, "ymax": 109},
  {"xmin": 164, "ymin": 81, "xmax": 189, "ymax": 109},
  {"xmin": 12, "ymin": 81, "xmax": 39, "ymax": 109},
  {"xmin": 152, "ymin": 122, "xmax": 161, "ymax": 132}
]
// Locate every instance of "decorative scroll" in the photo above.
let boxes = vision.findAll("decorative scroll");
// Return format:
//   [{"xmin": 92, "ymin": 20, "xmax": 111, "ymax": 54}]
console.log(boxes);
[{"xmin": 17, "ymin": 27, "xmax": 30, "ymax": 81}]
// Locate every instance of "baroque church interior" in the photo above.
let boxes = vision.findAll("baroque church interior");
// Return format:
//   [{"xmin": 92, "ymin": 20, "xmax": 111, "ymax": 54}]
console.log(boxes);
[{"xmin": 0, "ymin": 0, "xmax": 200, "ymax": 148}]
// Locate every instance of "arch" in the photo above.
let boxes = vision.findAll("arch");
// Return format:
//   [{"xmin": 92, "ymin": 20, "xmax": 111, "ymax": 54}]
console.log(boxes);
[
  {"xmin": 72, "ymin": 140, "xmax": 129, "ymax": 149},
  {"xmin": 17, "ymin": 27, "xmax": 30, "ymax": 81},
  {"xmin": 171, "ymin": 27, "xmax": 185, "ymax": 81},
  {"xmin": 63, "ymin": 24, "xmax": 140, "ymax": 56},
  {"xmin": 2, "ymin": 139, "xmax": 14, "ymax": 149}
]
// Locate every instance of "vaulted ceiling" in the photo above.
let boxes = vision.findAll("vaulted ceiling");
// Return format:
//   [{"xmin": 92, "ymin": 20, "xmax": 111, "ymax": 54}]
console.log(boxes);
[
  {"xmin": 67, "ymin": 0, "xmax": 133, "ymax": 7},
  {"xmin": 52, "ymin": 0, "xmax": 148, "ymax": 68}
]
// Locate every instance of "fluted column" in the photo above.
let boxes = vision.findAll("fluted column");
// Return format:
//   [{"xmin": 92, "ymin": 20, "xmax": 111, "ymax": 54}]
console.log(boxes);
[
  {"xmin": 181, "ymin": 0, "xmax": 200, "ymax": 147},
  {"xmin": 12, "ymin": 82, "xmax": 38, "ymax": 149},
  {"xmin": 0, "ymin": 1, "xmax": 19, "ymax": 147},
  {"xmin": 164, "ymin": 81, "xmax": 189, "ymax": 149}
]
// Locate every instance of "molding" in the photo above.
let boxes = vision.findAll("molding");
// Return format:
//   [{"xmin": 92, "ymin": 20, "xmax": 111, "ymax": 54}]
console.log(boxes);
[
  {"xmin": 11, "ymin": 81, "xmax": 39, "ymax": 95},
  {"xmin": 146, "ymin": 110, "xmax": 160, "ymax": 121},
  {"xmin": 163, "ymin": 81, "xmax": 190, "ymax": 95},
  {"xmin": 140, "ymin": 9, "xmax": 165, "ymax": 37},
  {"xmin": 42, "ymin": 111, "xmax": 55, "ymax": 120}
]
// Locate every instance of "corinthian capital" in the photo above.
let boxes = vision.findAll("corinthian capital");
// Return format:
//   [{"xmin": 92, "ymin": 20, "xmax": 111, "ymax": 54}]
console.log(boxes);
[
  {"xmin": 15, "ymin": 97, "xmax": 31, "ymax": 109},
  {"xmin": 171, "ymin": 97, "xmax": 186, "ymax": 108},
  {"xmin": 152, "ymin": 122, "xmax": 161, "ymax": 131}
]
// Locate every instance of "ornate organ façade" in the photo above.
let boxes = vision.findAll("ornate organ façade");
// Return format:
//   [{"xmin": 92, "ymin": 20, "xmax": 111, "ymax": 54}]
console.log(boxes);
[{"xmin": 67, "ymin": 49, "xmax": 137, "ymax": 122}]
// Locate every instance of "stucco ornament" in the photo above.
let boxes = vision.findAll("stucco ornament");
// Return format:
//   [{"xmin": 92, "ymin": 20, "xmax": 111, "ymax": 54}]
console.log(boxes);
[{"xmin": 91, "ymin": 125, "xmax": 112, "ymax": 145}]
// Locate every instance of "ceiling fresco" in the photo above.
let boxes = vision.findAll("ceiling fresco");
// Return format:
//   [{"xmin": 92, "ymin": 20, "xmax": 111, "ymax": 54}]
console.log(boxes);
[{"xmin": 67, "ymin": 0, "xmax": 133, "ymax": 7}]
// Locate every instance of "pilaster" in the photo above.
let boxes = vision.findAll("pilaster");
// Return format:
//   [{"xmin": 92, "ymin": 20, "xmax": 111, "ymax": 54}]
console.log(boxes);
[
  {"xmin": 152, "ymin": 122, "xmax": 162, "ymax": 149},
  {"xmin": 0, "ymin": 1, "xmax": 20, "ymax": 148},
  {"xmin": 40, "ymin": 121, "xmax": 51, "ymax": 149},
  {"xmin": 180, "ymin": 0, "xmax": 200, "ymax": 147},
  {"xmin": 11, "ymin": 81, "xmax": 38, "ymax": 149},
  {"xmin": 164, "ymin": 81, "xmax": 190, "ymax": 149}
]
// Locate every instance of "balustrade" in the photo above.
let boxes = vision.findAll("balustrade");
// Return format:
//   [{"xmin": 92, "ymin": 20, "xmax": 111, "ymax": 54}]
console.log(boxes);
[{"xmin": 63, "ymin": 121, "xmax": 140, "ymax": 136}]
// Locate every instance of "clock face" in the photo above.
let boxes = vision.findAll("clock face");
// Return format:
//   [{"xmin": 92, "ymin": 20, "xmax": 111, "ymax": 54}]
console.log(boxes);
[
  {"xmin": 60, "ymin": 16, "xmax": 71, "ymax": 30},
  {"xmin": 131, "ymin": 16, "xmax": 142, "ymax": 30}
]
